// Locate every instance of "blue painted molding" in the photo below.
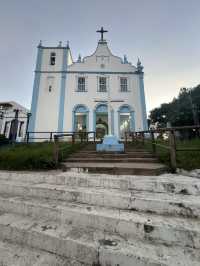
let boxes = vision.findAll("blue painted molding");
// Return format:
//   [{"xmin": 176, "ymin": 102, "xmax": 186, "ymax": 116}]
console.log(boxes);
[
  {"xmin": 72, "ymin": 104, "xmax": 89, "ymax": 131},
  {"xmin": 118, "ymin": 104, "xmax": 133, "ymax": 113},
  {"xmin": 86, "ymin": 112, "xmax": 89, "ymax": 131},
  {"xmin": 93, "ymin": 110, "xmax": 96, "ymax": 132},
  {"xmin": 72, "ymin": 111, "xmax": 89, "ymax": 131},
  {"xmin": 58, "ymin": 48, "xmax": 68, "ymax": 131},
  {"xmin": 95, "ymin": 103, "xmax": 108, "ymax": 113},
  {"xmin": 28, "ymin": 47, "xmax": 43, "ymax": 133},
  {"xmin": 139, "ymin": 73, "xmax": 148, "ymax": 130},
  {"xmin": 117, "ymin": 105, "xmax": 135, "ymax": 138},
  {"xmin": 117, "ymin": 110, "xmax": 121, "ymax": 139},
  {"xmin": 72, "ymin": 110, "xmax": 75, "ymax": 131},
  {"xmin": 35, "ymin": 71, "xmax": 137, "ymax": 75},
  {"xmin": 111, "ymin": 109, "xmax": 114, "ymax": 135},
  {"xmin": 130, "ymin": 111, "xmax": 135, "ymax": 131},
  {"xmin": 72, "ymin": 104, "xmax": 89, "ymax": 113},
  {"xmin": 40, "ymin": 47, "xmax": 67, "ymax": 50}
]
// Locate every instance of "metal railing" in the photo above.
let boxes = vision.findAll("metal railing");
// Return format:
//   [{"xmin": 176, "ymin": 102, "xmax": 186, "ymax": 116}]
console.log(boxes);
[
  {"xmin": 125, "ymin": 125, "xmax": 200, "ymax": 172},
  {"xmin": 26, "ymin": 131, "xmax": 97, "ymax": 143}
]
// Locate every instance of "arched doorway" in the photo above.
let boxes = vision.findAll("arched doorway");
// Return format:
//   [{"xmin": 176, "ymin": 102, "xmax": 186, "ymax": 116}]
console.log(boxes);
[
  {"xmin": 118, "ymin": 105, "xmax": 135, "ymax": 139},
  {"xmin": 73, "ymin": 105, "xmax": 89, "ymax": 132},
  {"xmin": 94, "ymin": 104, "xmax": 108, "ymax": 139}
]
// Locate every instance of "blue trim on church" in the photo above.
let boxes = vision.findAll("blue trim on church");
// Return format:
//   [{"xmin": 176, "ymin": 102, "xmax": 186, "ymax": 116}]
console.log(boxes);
[
  {"xmin": 28, "ymin": 46, "xmax": 43, "ymax": 133},
  {"xmin": 111, "ymin": 109, "xmax": 114, "ymax": 135},
  {"xmin": 35, "ymin": 70, "xmax": 137, "ymax": 75},
  {"xmin": 139, "ymin": 73, "xmax": 148, "ymax": 130},
  {"xmin": 130, "ymin": 111, "xmax": 135, "ymax": 131},
  {"xmin": 93, "ymin": 110, "xmax": 96, "ymax": 132},
  {"xmin": 58, "ymin": 48, "xmax": 68, "ymax": 131},
  {"xmin": 72, "ymin": 104, "xmax": 89, "ymax": 131}
]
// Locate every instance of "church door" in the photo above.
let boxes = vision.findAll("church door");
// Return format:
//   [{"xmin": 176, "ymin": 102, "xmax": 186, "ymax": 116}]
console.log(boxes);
[{"xmin": 95, "ymin": 104, "xmax": 108, "ymax": 139}]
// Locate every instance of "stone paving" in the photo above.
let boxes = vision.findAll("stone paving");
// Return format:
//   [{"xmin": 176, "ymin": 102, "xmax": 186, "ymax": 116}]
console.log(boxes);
[{"xmin": 0, "ymin": 170, "xmax": 199, "ymax": 265}]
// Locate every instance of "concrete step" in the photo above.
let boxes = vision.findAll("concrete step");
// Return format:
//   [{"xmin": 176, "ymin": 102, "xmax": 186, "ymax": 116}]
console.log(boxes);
[
  {"xmin": 0, "ymin": 212, "xmax": 199, "ymax": 266},
  {"xmin": 71, "ymin": 153, "xmax": 155, "ymax": 159},
  {"xmin": 0, "ymin": 171, "xmax": 200, "ymax": 195},
  {"xmin": 62, "ymin": 162, "xmax": 167, "ymax": 175},
  {"xmin": 72, "ymin": 153, "xmax": 155, "ymax": 158},
  {"xmin": 0, "ymin": 180, "xmax": 199, "ymax": 218},
  {"xmin": 0, "ymin": 239, "xmax": 78, "ymax": 266},
  {"xmin": 66, "ymin": 157, "xmax": 159, "ymax": 163},
  {"xmin": 0, "ymin": 194, "xmax": 199, "ymax": 249},
  {"xmin": 78, "ymin": 149, "xmax": 150, "ymax": 153},
  {"xmin": 75, "ymin": 150, "xmax": 153, "ymax": 155}
]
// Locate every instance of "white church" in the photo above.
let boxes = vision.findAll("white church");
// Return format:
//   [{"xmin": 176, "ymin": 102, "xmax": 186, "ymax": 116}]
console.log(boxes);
[{"xmin": 29, "ymin": 28, "xmax": 148, "ymax": 140}]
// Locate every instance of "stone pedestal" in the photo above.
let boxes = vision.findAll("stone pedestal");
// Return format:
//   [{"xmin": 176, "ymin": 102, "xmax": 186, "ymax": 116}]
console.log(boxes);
[{"xmin": 96, "ymin": 135, "xmax": 124, "ymax": 152}]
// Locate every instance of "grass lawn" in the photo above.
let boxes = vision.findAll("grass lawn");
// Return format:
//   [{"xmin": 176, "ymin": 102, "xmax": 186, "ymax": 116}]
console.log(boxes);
[
  {"xmin": 143, "ymin": 138, "xmax": 200, "ymax": 171},
  {"xmin": 0, "ymin": 142, "xmax": 83, "ymax": 171}
]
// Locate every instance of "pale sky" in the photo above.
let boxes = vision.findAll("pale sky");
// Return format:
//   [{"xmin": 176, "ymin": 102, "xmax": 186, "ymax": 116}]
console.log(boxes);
[{"xmin": 0, "ymin": 0, "xmax": 200, "ymax": 114}]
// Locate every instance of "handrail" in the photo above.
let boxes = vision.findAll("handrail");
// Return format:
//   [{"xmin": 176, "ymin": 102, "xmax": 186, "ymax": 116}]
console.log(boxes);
[
  {"xmin": 125, "ymin": 125, "xmax": 200, "ymax": 172},
  {"xmin": 53, "ymin": 131, "xmax": 96, "ymax": 165},
  {"xmin": 26, "ymin": 131, "xmax": 96, "ymax": 143},
  {"xmin": 125, "ymin": 125, "xmax": 200, "ymax": 134}
]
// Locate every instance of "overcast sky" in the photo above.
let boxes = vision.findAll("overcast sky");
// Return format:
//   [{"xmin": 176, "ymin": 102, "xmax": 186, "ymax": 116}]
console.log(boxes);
[{"xmin": 0, "ymin": 0, "xmax": 199, "ymax": 114}]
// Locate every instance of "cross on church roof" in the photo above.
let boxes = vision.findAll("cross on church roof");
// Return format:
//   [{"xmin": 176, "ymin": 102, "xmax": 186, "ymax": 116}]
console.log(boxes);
[{"xmin": 96, "ymin": 27, "xmax": 108, "ymax": 41}]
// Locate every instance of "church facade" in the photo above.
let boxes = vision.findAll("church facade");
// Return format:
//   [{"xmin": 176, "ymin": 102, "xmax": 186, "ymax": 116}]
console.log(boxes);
[{"xmin": 29, "ymin": 29, "xmax": 148, "ymax": 140}]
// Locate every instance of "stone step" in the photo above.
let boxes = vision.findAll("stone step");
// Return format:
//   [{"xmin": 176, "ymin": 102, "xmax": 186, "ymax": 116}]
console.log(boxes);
[
  {"xmin": 72, "ymin": 153, "xmax": 155, "ymax": 158},
  {"xmin": 66, "ymin": 157, "xmax": 159, "ymax": 163},
  {"xmin": 0, "ymin": 239, "xmax": 77, "ymax": 266},
  {"xmin": 78, "ymin": 149, "xmax": 150, "ymax": 152},
  {"xmin": 62, "ymin": 162, "xmax": 167, "ymax": 175},
  {"xmin": 0, "ymin": 171, "xmax": 200, "ymax": 195},
  {"xmin": 0, "ymin": 194, "xmax": 199, "ymax": 249},
  {"xmin": 75, "ymin": 150, "xmax": 153, "ymax": 156},
  {"xmin": 0, "ymin": 180, "xmax": 199, "ymax": 218},
  {"xmin": 0, "ymin": 212, "xmax": 199, "ymax": 266}
]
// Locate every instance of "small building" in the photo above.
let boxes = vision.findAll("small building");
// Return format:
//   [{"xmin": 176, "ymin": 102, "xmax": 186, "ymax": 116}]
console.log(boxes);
[
  {"xmin": 0, "ymin": 101, "xmax": 29, "ymax": 141},
  {"xmin": 29, "ymin": 28, "xmax": 148, "ymax": 140}
]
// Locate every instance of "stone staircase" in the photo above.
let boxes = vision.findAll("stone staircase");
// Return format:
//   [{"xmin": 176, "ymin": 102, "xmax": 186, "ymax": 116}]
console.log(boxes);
[
  {"xmin": 0, "ymin": 171, "xmax": 199, "ymax": 265},
  {"xmin": 63, "ymin": 143, "xmax": 167, "ymax": 175}
]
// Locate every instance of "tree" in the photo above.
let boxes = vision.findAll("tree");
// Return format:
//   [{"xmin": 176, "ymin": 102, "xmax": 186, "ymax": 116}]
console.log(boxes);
[{"xmin": 150, "ymin": 84, "xmax": 200, "ymax": 127}]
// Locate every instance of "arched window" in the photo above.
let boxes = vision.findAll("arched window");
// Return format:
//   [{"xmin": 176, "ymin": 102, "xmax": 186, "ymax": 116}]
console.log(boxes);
[
  {"xmin": 95, "ymin": 104, "xmax": 108, "ymax": 113},
  {"xmin": 50, "ymin": 52, "xmax": 56, "ymax": 65},
  {"xmin": 73, "ymin": 105, "xmax": 89, "ymax": 132},
  {"xmin": 118, "ymin": 105, "xmax": 134, "ymax": 138}
]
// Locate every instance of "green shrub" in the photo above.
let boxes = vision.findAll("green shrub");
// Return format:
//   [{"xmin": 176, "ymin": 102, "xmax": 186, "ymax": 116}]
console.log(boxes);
[
  {"xmin": 0, "ymin": 134, "xmax": 9, "ymax": 146},
  {"xmin": 144, "ymin": 138, "xmax": 200, "ymax": 170},
  {"xmin": 0, "ymin": 142, "xmax": 82, "ymax": 170}
]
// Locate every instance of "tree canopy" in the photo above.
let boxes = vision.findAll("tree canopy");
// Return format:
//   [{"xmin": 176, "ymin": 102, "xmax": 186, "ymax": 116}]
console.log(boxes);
[{"xmin": 149, "ymin": 85, "xmax": 200, "ymax": 127}]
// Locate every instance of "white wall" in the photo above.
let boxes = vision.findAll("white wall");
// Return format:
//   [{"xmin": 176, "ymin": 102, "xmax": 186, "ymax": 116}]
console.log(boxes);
[
  {"xmin": 34, "ymin": 48, "xmax": 65, "ymax": 134},
  {"xmin": 63, "ymin": 73, "xmax": 142, "ymax": 136},
  {"xmin": 34, "ymin": 72, "xmax": 61, "ymax": 132},
  {"xmin": 33, "ymin": 41, "xmax": 147, "ymax": 140}
]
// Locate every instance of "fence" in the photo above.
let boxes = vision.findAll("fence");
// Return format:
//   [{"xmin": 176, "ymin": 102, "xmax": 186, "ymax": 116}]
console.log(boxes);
[
  {"xmin": 26, "ymin": 131, "xmax": 97, "ymax": 143},
  {"xmin": 125, "ymin": 125, "xmax": 200, "ymax": 172},
  {"xmin": 53, "ymin": 131, "xmax": 96, "ymax": 165}
]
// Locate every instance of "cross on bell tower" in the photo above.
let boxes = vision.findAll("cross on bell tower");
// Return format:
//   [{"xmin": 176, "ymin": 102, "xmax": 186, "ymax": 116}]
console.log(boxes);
[{"xmin": 96, "ymin": 27, "xmax": 108, "ymax": 41}]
